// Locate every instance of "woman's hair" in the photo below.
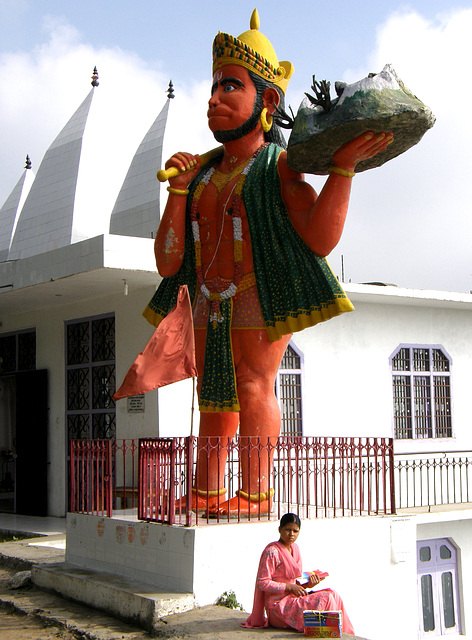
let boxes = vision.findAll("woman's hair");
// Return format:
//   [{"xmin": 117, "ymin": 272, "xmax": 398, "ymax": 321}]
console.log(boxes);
[{"xmin": 279, "ymin": 512, "xmax": 301, "ymax": 528}]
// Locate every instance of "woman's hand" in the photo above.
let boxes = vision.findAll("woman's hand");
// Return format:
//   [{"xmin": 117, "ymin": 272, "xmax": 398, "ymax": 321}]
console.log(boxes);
[
  {"xmin": 332, "ymin": 130, "xmax": 394, "ymax": 173},
  {"xmin": 307, "ymin": 573, "xmax": 321, "ymax": 588},
  {"xmin": 286, "ymin": 582, "xmax": 307, "ymax": 597}
]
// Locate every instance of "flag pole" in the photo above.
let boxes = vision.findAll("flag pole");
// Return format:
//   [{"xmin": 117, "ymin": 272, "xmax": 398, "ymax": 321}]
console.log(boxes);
[{"xmin": 190, "ymin": 377, "xmax": 196, "ymax": 437}]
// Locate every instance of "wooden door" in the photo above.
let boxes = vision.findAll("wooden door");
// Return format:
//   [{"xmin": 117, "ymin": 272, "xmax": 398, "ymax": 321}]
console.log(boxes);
[{"xmin": 15, "ymin": 370, "xmax": 48, "ymax": 516}]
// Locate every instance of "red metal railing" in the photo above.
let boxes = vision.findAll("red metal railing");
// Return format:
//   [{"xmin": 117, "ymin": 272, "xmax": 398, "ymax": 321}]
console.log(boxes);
[
  {"xmin": 70, "ymin": 439, "xmax": 113, "ymax": 517},
  {"xmin": 70, "ymin": 440, "xmax": 472, "ymax": 522},
  {"xmin": 70, "ymin": 436, "xmax": 395, "ymax": 523},
  {"xmin": 136, "ymin": 436, "xmax": 396, "ymax": 525},
  {"xmin": 69, "ymin": 439, "xmax": 138, "ymax": 516}
]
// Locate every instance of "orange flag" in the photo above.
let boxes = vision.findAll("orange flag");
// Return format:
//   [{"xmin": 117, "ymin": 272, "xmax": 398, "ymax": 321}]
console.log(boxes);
[{"xmin": 113, "ymin": 285, "xmax": 197, "ymax": 400}]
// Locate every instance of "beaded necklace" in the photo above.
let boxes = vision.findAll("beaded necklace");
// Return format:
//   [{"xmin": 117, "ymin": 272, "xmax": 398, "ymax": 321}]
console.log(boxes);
[
  {"xmin": 190, "ymin": 143, "xmax": 267, "ymax": 327},
  {"xmin": 210, "ymin": 158, "xmax": 251, "ymax": 193}
]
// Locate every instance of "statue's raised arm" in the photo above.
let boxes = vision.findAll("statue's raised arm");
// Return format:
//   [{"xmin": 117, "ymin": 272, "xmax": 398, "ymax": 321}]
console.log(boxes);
[{"xmin": 278, "ymin": 130, "xmax": 393, "ymax": 256}]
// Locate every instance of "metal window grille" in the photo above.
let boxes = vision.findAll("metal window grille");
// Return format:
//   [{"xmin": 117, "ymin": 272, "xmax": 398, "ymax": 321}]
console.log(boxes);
[
  {"xmin": 390, "ymin": 345, "xmax": 452, "ymax": 440},
  {"xmin": 414, "ymin": 376, "xmax": 432, "ymax": 439},
  {"xmin": 66, "ymin": 315, "xmax": 116, "ymax": 443},
  {"xmin": 393, "ymin": 375, "xmax": 412, "ymax": 439},
  {"xmin": 0, "ymin": 329, "xmax": 36, "ymax": 374},
  {"xmin": 392, "ymin": 347, "xmax": 410, "ymax": 371},
  {"xmin": 433, "ymin": 349, "xmax": 450, "ymax": 373},
  {"xmin": 276, "ymin": 344, "xmax": 303, "ymax": 436},
  {"xmin": 434, "ymin": 376, "xmax": 452, "ymax": 438}
]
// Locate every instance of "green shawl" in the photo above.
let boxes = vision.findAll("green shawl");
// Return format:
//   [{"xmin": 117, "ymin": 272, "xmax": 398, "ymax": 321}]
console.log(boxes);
[{"xmin": 143, "ymin": 143, "xmax": 353, "ymax": 411}]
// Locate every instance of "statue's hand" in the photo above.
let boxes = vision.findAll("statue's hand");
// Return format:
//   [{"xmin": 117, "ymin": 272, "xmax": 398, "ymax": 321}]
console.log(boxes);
[
  {"xmin": 332, "ymin": 131, "xmax": 393, "ymax": 172},
  {"xmin": 166, "ymin": 152, "xmax": 201, "ymax": 190}
]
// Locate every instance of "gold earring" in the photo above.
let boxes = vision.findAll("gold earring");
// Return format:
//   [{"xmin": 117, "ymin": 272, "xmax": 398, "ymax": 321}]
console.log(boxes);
[{"xmin": 260, "ymin": 107, "xmax": 273, "ymax": 132}]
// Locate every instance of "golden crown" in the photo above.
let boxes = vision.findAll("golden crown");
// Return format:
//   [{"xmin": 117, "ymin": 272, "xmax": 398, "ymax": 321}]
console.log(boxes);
[{"xmin": 212, "ymin": 9, "xmax": 294, "ymax": 95}]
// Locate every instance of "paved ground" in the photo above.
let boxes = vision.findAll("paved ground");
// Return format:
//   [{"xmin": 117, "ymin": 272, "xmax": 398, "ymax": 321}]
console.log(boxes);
[
  {"xmin": 0, "ymin": 562, "xmax": 261, "ymax": 639},
  {"xmin": 0, "ymin": 515, "xmax": 360, "ymax": 640},
  {"xmin": 0, "ymin": 598, "xmax": 80, "ymax": 640},
  {"xmin": 0, "ymin": 536, "xmax": 300, "ymax": 640}
]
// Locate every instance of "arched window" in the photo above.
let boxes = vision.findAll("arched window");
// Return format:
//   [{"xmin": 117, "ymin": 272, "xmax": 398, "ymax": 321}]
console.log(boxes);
[
  {"xmin": 276, "ymin": 343, "xmax": 303, "ymax": 436},
  {"xmin": 390, "ymin": 345, "xmax": 452, "ymax": 439}
]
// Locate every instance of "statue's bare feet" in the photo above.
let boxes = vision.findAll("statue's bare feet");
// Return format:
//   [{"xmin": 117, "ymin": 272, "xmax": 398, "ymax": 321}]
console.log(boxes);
[
  {"xmin": 175, "ymin": 492, "xmax": 222, "ymax": 512},
  {"xmin": 206, "ymin": 494, "xmax": 271, "ymax": 517}
]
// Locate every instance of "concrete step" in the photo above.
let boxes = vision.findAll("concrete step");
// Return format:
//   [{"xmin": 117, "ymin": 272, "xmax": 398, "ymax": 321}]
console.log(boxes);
[{"xmin": 32, "ymin": 561, "xmax": 195, "ymax": 631}]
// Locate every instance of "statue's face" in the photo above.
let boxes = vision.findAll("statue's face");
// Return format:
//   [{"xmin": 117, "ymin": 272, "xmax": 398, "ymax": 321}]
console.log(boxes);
[{"xmin": 207, "ymin": 65, "xmax": 258, "ymax": 135}]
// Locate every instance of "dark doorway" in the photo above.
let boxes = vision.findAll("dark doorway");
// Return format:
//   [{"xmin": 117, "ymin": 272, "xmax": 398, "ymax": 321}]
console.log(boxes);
[
  {"xmin": 0, "ymin": 376, "xmax": 15, "ymax": 512},
  {"xmin": 14, "ymin": 370, "xmax": 48, "ymax": 516}
]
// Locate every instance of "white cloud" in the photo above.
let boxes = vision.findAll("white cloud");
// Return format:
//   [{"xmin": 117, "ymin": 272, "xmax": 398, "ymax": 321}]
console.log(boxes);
[
  {"xmin": 328, "ymin": 8, "xmax": 472, "ymax": 292},
  {"xmin": 0, "ymin": 16, "xmax": 212, "ymax": 216},
  {"xmin": 1, "ymin": 9, "xmax": 471, "ymax": 293}
]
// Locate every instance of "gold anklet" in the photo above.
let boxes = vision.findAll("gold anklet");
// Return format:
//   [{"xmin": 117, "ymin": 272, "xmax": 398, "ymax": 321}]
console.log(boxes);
[
  {"xmin": 237, "ymin": 488, "xmax": 274, "ymax": 502},
  {"xmin": 192, "ymin": 487, "xmax": 226, "ymax": 497}
]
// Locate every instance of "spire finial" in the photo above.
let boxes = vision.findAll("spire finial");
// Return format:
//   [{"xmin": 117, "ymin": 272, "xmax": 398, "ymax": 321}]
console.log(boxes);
[
  {"xmin": 167, "ymin": 80, "xmax": 175, "ymax": 99},
  {"xmin": 91, "ymin": 66, "xmax": 99, "ymax": 87},
  {"xmin": 25, "ymin": 154, "xmax": 32, "ymax": 170},
  {"xmin": 250, "ymin": 8, "xmax": 260, "ymax": 30}
]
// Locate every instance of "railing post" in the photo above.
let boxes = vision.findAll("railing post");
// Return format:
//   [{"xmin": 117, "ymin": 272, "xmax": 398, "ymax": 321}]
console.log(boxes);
[
  {"xmin": 70, "ymin": 440, "xmax": 76, "ymax": 512},
  {"xmin": 105, "ymin": 439, "xmax": 112, "ymax": 517},
  {"xmin": 185, "ymin": 436, "xmax": 194, "ymax": 527},
  {"xmin": 388, "ymin": 438, "xmax": 396, "ymax": 515},
  {"xmin": 167, "ymin": 439, "xmax": 176, "ymax": 526},
  {"xmin": 138, "ymin": 439, "xmax": 147, "ymax": 521}
]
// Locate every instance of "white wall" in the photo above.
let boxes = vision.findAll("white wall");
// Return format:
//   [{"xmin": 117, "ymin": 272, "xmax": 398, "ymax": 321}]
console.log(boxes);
[
  {"xmin": 68, "ymin": 512, "xmax": 421, "ymax": 640},
  {"xmin": 154, "ymin": 290, "xmax": 472, "ymax": 454},
  {"xmin": 157, "ymin": 378, "xmax": 199, "ymax": 437},
  {"xmin": 4, "ymin": 282, "xmax": 472, "ymax": 515},
  {"xmin": 3, "ymin": 283, "xmax": 160, "ymax": 516},
  {"xmin": 192, "ymin": 516, "xmax": 419, "ymax": 640},
  {"xmin": 289, "ymin": 296, "xmax": 472, "ymax": 454}
]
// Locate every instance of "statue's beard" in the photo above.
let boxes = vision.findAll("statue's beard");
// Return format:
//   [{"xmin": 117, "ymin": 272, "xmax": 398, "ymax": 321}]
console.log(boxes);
[{"xmin": 212, "ymin": 94, "xmax": 263, "ymax": 144}]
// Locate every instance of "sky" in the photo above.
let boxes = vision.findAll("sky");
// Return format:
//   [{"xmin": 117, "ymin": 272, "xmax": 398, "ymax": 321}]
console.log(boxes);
[{"xmin": 0, "ymin": 0, "xmax": 471, "ymax": 293}]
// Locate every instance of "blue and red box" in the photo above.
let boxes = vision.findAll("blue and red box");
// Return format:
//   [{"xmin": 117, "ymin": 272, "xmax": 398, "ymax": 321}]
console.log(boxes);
[{"xmin": 303, "ymin": 610, "xmax": 343, "ymax": 638}]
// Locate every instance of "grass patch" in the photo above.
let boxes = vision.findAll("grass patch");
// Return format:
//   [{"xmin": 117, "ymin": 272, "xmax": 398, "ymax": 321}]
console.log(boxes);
[{"xmin": 0, "ymin": 531, "xmax": 40, "ymax": 543}]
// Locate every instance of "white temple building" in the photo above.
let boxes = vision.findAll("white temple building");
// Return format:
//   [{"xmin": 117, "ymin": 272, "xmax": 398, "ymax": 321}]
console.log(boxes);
[{"xmin": 0, "ymin": 69, "xmax": 172, "ymax": 516}]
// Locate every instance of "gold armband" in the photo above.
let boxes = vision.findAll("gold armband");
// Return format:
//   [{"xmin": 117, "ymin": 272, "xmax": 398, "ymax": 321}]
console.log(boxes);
[
  {"xmin": 329, "ymin": 166, "xmax": 355, "ymax": 178},
  {"xmin": 167, "ymin": 186, "xmax": 189, "ymax": 196}
]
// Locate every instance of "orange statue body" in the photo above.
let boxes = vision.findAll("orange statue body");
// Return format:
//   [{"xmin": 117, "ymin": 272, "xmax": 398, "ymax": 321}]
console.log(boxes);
[{"xmin": 145, "ymin": 10, "xmax": 393, "ymax": 515}]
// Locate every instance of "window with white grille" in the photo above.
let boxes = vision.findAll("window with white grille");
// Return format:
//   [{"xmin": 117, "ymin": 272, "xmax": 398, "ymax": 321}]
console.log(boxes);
[
  {"xmin": 390, "ymin": 345, "xmax": 452, "ymax": 439},
  {"xmin": 417, "ymin": 538, "xmax": 461, "ymax": 636},
  {"xmin": 275, "ymin": 343, "xmax": 303, "ymax": 437}
]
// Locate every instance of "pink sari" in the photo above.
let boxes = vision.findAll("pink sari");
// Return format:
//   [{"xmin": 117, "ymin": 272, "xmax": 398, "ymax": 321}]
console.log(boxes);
[{"xmin": 242, "ymin": 541, "xmax": 354, "ymax": 634}]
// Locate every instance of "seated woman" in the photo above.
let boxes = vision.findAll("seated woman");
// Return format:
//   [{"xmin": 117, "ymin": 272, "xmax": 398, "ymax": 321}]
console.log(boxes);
[{"xmin": 242, "ymin": 513, "xmax": 355, "ymax": 634}]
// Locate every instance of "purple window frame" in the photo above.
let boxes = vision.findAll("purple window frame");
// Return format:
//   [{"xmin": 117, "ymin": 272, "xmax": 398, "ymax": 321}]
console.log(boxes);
[{"xmin": 389, "ymin": 344, "xmax": 453, "ymax": 440}]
